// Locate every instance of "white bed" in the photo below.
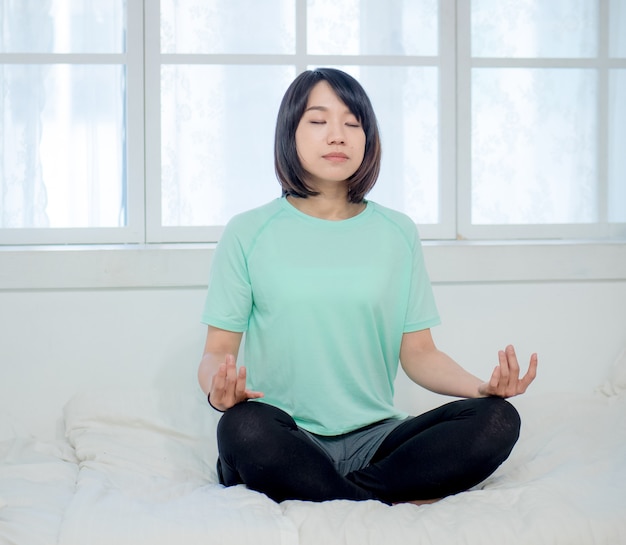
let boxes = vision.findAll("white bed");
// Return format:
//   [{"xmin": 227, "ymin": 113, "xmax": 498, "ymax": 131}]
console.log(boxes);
[{"xmin": 1, "ymin": 351, "xmax": 625, "ymax": 545}]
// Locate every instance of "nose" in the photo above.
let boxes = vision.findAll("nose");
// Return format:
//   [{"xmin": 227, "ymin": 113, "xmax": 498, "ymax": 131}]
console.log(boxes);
[{"xmin": 327, "ymin": 121, "xmax": 346, "ymax": 145}]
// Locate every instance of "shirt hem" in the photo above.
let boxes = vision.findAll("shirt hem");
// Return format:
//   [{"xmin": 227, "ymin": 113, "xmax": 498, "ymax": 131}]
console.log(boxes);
[
  {"xmin": 403, "ymin": 317, "xmax": 442, "ymax": 333},
  {"xmin": 200, "ymin": 316, "xmax": 248, "ymax": 333}
]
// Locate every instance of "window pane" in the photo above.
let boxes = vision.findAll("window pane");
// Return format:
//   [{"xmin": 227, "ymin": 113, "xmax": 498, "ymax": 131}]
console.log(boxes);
[
  {"xmin": 609, "ymin": 70, "xmax": 626, "ymax": 222},
  {"xmin": 471, "ymin": 0, "xmax": 598, "ymax": 58},
  {"xmin": 160, "ymin": 0, "xmax": 295, "ymax": 54},
  {"xmin": 610, "ymin": 0, "xmax": 626, "ymax": 58},
  {"xmin": 324, "ymin": 66, "xmax": 439, "ymax": 223},
  {"xmin": 307, "ymin": 0, "xmax": 438, "ymax": 56},
  {"xmin": 0, "ymin": 0, "xmax": 125, "ymax": 53},
  {"xmin": 0, "ymin": 65, "xmax": 126, "ymax": 228},
  {"xmin": 471, "ymin": 69, "xmax": 597, "ymax": 225},
  {"xmin": 161, "ymin": 65, "xmax": 295, "ymax": 226}
]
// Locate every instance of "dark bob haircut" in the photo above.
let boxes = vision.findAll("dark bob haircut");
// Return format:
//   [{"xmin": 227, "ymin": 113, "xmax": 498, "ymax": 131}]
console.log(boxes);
[{"xmin": 274, "ymin": 68, "xmax": 382, "ymax": 204}]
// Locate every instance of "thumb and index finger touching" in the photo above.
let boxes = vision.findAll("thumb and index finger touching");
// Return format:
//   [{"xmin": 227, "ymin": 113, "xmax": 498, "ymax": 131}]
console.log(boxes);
[
  {"xmin": 210, "ymin": 354, "xmax": 264, "ymax": 411},
  {"xmin": 483, "ymin": 345, "xmax": 538, "ymax": 398}
]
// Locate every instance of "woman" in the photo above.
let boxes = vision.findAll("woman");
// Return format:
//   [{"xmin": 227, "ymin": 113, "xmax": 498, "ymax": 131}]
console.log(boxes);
[{"xmin": 197, "ymin": 68, "xmax": 537, "ymax": 505}]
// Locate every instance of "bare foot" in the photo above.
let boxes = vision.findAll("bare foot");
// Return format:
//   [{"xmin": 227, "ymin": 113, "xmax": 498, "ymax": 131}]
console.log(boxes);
[{"xmin": 392, "ymin": 498, "xmax": 441, "ymax": 506}]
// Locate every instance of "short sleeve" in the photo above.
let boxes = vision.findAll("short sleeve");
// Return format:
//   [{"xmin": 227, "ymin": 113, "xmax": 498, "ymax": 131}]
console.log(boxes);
[
  {"xmin": 200, "ymin": 219, "xmax": 253, "ymax": 332},
  {"xmin": 403, "ymin": 226, "xmax": 441, "ymax": 332}
]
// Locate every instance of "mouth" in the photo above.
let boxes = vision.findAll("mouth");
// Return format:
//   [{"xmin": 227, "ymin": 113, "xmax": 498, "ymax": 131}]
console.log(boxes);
[{"xmin": 323, "ymin": 152, "xmax": 349, "ymax": 162}]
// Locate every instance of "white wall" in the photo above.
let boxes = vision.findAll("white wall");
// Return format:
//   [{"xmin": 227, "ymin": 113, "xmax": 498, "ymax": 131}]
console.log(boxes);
[{"xmin": 1, "ymin": 242, "xmax": 625, "ymax": 439}]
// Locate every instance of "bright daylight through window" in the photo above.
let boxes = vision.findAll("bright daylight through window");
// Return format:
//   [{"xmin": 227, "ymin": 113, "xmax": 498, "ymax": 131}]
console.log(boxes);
[{"xmin": 0, "ymin": 0, "xmax": 624, "ymax": 244}]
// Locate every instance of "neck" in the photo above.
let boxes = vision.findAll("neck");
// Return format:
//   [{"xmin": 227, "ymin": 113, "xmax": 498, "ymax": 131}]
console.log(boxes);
[{"xmin": 286, "ymin": 193, "xmax": 365, "ymax": 221}]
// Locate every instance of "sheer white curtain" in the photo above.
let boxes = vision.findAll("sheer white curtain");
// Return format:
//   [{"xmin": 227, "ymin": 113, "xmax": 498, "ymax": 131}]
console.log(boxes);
[
  {"xmin": 470, "ymin": 0, "xmax": 599, "ymax": 225},
  {"xmin": 0, "ymin": 0, "xmax": 126, "ymax": 229},
  {"xmin": 159, "ymin": 0, "xmax": 296, "ymax": 227},
  {"xmin": 0, "ymin": 4, "xmax": 51, "ymax": 228},
  {"xmin": 2, "ymin": 1, "xmax": 624, "ymax": 241},
  {"xmin": 158, "ymin": 0, "xmax": 442, "ymax": 228}
]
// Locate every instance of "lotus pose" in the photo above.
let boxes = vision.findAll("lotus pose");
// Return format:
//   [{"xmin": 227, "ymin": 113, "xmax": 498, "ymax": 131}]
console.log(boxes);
[{"xmin": 197, "ymin": 68, "xmax": 537, "ymax": 505}]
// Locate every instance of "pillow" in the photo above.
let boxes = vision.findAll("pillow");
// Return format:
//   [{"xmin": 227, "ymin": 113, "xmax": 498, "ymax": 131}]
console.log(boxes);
[
  {"xmin": 60, "ymin": 392, "xmax": 298, "ymax": 545},
  {"xmin": 63, "ymin": 389, "xmax": 221, "ymax": 486}
]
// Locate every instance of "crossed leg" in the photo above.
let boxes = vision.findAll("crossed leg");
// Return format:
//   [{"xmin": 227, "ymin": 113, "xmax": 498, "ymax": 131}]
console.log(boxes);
[{"xmin": 216, "ymin": 397, "xmax": 520, "ymax": 504}]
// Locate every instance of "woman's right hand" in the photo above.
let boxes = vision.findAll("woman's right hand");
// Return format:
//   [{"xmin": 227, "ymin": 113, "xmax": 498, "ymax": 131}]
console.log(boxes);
[{"xmin": 209, "ymin": 354, "xmax": 264, "ymax": 412}]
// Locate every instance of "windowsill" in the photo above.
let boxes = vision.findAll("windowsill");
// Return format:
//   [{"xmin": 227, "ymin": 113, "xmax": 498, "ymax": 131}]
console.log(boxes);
[{"xmin": 1, "ymin": 240, "xmax": 625, "ymax": 290}]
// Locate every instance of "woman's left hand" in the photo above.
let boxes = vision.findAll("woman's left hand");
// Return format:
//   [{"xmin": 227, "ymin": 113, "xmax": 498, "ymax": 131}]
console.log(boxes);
[{"xmin": 478, "ymin": 345, "xmax": 538, "ymax": 398}]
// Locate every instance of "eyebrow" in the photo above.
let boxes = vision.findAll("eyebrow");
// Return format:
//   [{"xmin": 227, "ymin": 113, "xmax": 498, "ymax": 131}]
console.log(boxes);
[
  {"xmin": 304, "ymin": 105, "xmax": 355, "ymax": 116},
  {"xmin": 304, "ymin": 105, "xmax": 328, "ymax": 113}
]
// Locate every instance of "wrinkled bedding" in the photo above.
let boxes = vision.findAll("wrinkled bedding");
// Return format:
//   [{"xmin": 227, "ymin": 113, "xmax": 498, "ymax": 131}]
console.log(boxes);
[
  {"xmin": 284, "ymin": 393, "xmax": 626, "ymax": 545},
  {"xmin": 0, "ymin": 438, "xmax": 77, "ymax": 545},
  {"xmin": 57, "ymin": 391, "xmax": 297, "ymax": 545},
  {"xmin": 1, "ymin": 373, "xmax": 625, "ymax": 545}
]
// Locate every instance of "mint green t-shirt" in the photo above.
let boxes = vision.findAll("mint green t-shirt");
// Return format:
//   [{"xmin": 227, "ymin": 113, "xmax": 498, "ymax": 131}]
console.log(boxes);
[{"xmin": 201, "ymin": 198, "xmax": 440, "ymax": 435}]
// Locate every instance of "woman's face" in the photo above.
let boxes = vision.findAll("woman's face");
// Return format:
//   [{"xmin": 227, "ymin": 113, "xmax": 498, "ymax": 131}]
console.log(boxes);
[{"xmin": 295, "ymin": 81, "xmax": 366, "ymax": 192}]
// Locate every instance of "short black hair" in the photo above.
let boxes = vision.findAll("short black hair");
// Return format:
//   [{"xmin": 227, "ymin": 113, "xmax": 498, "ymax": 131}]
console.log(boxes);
[{"xmin": 274, "ymin": 68, "xmax": 382, "ymax": 203}]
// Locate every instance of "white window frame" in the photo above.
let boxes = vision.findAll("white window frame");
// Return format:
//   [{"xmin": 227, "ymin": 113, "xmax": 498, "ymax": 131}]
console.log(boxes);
[
  {"xmin": 456, "ymin": 0, "xmax": 626, "ymax": 240},
  {"xmin": 0, "ymin": 0, "xmax": 145, "ymax": 245},
  {"xmin": 0, "ymin": 0, "xmax": 624, "ymax": 246},
  {"xmin": 144, "ymin": 0, "xmax": 457, "ymax": 242}
]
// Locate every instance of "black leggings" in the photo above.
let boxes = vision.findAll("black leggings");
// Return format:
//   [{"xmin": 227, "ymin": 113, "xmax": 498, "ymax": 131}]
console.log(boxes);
[{"xmin": 216, "ymin": 397, "xmax": 521, "ymax": 504}]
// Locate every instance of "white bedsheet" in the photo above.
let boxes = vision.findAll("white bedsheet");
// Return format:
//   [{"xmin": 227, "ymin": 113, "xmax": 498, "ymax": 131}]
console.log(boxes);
[
  {"xmin": 282, "ymin": 393, "xmax": 626, "ymax": 545},
  {"xmin": 0, "ymin": 438, "xmax": 77, "ymax": 545},
  {"xmin": 2, "ymin": 375, "xmax": 625, "ymax": 545},
  {"xmin": 57, "ymin": 390, "xmax": 298, "ymax": 545}
]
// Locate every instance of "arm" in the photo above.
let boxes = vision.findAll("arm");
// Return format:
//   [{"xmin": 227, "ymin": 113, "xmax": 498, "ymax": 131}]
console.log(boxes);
[
  {"xmin": 197, "ymin": 325, "xmax": 263, "ymax": 411},
  {"xmin": 399, "ymin": 329, "xmax": 537, "ymax": 399}
]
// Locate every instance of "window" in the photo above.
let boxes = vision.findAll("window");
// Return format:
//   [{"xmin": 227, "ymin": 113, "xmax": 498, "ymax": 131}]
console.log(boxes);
[
  {"xmin": 458, "ymin": 0, "xmax": 626, "ymax": 239},
  {"xmin": 148, "ymin": 0, "xmax": 452, "ymax": 242},
  {"xmin": 0, "ymin": 0, "xmax": 144, "ymax": 244},
  {"xmin": 1, "ymin": 0, "xmax": 624, "ymax": 245}
]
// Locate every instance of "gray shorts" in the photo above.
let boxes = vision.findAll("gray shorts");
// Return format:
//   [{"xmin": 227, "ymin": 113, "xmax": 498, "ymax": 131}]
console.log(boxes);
[{"xmin": 300, "ymin": 417, "xmax": 408, "ymax": 476}]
